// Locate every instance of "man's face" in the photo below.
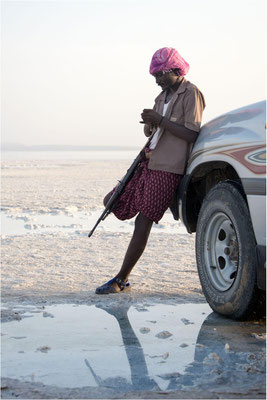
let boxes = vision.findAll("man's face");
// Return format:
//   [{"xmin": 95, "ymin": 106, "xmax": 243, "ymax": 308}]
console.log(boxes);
[{"xmin": 153, "ymin": 70, "xmax": 178, "ymax": 90}]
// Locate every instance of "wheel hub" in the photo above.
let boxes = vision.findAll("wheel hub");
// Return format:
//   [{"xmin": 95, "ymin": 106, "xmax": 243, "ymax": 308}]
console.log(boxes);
[{"xmin": 204, "ymin": 213, "xmax": 239, "ymax": 291}]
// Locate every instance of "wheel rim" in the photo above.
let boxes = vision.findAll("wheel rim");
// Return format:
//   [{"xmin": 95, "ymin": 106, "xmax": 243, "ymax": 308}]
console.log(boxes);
[{"xmin": 204, "ymin": 212, "xmax": 239, "ymax": 292}]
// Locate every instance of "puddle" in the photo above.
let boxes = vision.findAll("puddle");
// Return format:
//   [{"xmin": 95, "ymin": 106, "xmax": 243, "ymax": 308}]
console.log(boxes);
[
  {"xmin": 1, "ymin": 211, "xmax": 88, "ymax": 236},
  {"xmin": 1, "ymin": 303, "xmax": 265, "ymax": 393},
  {"xmin": 1, "ymin": 210, "xmax": 187, "ymax": 236}
]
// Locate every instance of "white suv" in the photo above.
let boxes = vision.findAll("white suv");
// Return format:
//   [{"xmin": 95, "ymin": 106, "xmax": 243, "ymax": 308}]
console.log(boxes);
[{"xmin": 178, "ymin": 100, "xmax": 266, "ymax": 319}]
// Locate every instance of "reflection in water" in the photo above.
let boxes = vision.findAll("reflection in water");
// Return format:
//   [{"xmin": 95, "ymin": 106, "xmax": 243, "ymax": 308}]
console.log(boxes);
[
  {"xmin": 1, "ymin": 303, "xmax": 265, "ymax": 394},
  {"xmin": 1, "ymin": 303, "xmax": 209, "ymax": 390},
  {"xmin": 163, "ymin": 313, "xmax": 266, "ymax": 392},
  {"xmin": 87, "ymin": 305, "xmax": 266, "ymax": 394},
  {"xmin": 86, "ymin": 304, "xmax": 158, "ymax": 391}
]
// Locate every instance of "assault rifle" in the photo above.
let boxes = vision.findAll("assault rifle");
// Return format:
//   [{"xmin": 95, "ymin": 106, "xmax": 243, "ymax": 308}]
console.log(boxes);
[{"xmin": 88, "ymin": 136, "xmax": 153, "ymax": 238}]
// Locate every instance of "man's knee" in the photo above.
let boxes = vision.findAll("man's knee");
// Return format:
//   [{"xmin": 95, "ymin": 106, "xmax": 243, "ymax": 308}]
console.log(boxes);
[
  {"xmin": 134, "ymin": 213, "xmax": 153, "ymax": 236},
  {"xmin": 103, "ymin": 194, "xmax": 109, "ymax": 207},
  {"xmin": 135, "ymin": 212, "xmax": 153, "ymax": 226},
  {"xmin": 103, "ymin": 191, "xmax": 112, "ymax": 207}
]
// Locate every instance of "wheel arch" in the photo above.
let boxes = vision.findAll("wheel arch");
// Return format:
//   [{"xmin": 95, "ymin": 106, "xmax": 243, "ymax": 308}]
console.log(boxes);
[{"xmin": 180, "ymin": 161, "xmax": 244, "ymax": 234}]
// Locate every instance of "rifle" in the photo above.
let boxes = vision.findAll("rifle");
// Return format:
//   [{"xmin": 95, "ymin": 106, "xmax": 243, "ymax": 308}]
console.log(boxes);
[{"xmin": 88, "ymin": 136, "xmax": 153, "ymax": 237}]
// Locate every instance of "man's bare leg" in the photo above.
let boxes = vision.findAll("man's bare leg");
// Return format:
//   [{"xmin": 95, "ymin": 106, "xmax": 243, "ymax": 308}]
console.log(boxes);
[
  {"xmin": 116, "ymin": 212, "xmax": 153, "ymax": 282},
  {"xmin": 96, "ymin": 212, "xmax": 153, "ymax": 293}
]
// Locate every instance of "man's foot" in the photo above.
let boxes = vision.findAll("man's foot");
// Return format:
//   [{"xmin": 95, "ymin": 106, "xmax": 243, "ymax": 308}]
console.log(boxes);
[{"xmin": 95, "ymin": 277, "xmax": 130, "ymax": 295}]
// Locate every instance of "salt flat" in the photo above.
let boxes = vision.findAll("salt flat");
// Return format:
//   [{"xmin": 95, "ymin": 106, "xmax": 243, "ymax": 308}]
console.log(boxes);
[
  {"xmin": 1, "ymin": 157, "xmax": 201, "ymax": 303},
  {"xmin": 1, "ymin": 155, "xmax": 265, "ymax": 399}
]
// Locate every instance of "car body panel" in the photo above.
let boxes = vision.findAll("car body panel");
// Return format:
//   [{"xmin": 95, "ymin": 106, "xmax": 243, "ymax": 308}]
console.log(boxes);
[
  {"xmin": 246, "ymin": 194, "xmax": 266, "ymax": 247},
  {"xmin": 192, "ymin": 101, "xmax": 265, "ymax": 151},
  {"xmin": 184, "ymin": 100, "xmax": 266, "ymax": 246}
]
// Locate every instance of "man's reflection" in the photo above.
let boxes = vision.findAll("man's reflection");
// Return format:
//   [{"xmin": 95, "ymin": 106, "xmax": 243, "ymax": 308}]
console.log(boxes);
[{"xmin": 85, "ymin": 303, "xmax": 158, "ymax": 391}]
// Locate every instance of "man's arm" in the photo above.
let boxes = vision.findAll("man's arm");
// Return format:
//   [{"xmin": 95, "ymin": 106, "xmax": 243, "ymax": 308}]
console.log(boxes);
[
  {"xmin": 141, "ymin": 109, "xmax": 198, "ymax": 143},
  {"xmin": 160, "ymin": 117, "xmax": 198, "ymax": 143}
]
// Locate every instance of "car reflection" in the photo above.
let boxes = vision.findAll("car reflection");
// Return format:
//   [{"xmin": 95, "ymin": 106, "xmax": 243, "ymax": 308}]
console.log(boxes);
[{"xmin": 162, "ymin": 312, "xmax": 266, "ymax": 392}]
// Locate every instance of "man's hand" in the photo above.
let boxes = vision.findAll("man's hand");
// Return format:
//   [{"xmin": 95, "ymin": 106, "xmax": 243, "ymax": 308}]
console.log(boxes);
[{"xmin": 140, "ymin": 109, "xmax": 162, "ymax": 126}]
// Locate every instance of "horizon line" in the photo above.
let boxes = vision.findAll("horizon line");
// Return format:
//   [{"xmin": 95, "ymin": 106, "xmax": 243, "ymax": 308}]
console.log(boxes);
[{"xmin": 2, "ymin": 143, "xmax": 140, "ymax": 151}]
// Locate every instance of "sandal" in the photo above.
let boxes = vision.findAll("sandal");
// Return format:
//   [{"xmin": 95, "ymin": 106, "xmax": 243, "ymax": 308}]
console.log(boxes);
[{"xmin": 95, "ymin": 277, "xmax": 131, "ymax": 295}]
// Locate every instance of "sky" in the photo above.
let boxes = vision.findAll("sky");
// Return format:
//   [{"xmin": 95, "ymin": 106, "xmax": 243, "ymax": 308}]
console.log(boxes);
[{"xmin": 1, "ymin": 0, "xmax": 266, "ymax": 147}]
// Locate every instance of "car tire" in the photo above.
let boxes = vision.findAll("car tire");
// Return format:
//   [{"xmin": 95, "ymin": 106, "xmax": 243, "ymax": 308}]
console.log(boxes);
[{"xmin": 196, "ymin": 181, "xmax": 262, "ymax": 320}]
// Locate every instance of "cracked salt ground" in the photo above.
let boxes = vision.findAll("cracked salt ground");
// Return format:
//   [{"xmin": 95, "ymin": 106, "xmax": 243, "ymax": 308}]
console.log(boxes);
[{"xmin": 1, "ymin": 303, "xmax": 265, "ymax": 395}]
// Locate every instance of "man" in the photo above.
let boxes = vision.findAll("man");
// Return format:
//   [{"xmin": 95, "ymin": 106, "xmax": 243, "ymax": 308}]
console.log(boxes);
[{"xmin": 96, "ymin": 47, "xmax": 205, "ymax": 294}]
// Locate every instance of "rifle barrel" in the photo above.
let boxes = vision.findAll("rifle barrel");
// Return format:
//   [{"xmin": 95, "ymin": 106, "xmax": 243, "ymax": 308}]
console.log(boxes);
[{"xmin": 88, "ymin": 210, "xmax": 109, "ymax": 237}]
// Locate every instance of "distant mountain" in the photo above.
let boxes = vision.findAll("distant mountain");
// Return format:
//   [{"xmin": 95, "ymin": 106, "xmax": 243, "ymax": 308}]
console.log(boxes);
[{"xmin": 1, "ymin": 143, "xmax": 139, "ymax": 151}]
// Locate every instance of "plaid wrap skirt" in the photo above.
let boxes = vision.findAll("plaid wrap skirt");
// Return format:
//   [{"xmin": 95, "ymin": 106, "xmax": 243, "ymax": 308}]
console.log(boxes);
[{"xmin": 109, "ymin": 159, "xmax": 182, "ymax": 224}]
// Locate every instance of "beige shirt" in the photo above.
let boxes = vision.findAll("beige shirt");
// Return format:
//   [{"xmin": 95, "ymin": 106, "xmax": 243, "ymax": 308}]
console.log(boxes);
[{"xmin": 145, "ymin": 77, "xmax": 205, "ymax": 174}]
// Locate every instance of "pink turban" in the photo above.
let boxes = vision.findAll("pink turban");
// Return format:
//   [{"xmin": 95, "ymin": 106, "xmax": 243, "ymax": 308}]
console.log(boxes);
[{"xmin": 149, "ymin": 47, "xmax": 190, "ymax": 76}]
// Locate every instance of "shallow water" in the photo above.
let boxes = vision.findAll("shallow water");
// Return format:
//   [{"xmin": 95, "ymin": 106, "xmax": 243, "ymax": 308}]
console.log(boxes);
[
  {"xmin": 1, "ymin": 303, "xmax": 210, "ymax": 390},
  {"xmin": 1, "ymin": 209, "xmax": 187, "ymax": 236},
  {"xmin": 1, "ymin": 302, "xmax": 265, "ymax": 393}
]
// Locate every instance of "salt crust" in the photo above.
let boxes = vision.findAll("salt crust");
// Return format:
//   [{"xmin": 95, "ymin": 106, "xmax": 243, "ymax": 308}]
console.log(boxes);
[{"xmin": 1, "ymin": 159, "xmax": 203, "ymax": 303}]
